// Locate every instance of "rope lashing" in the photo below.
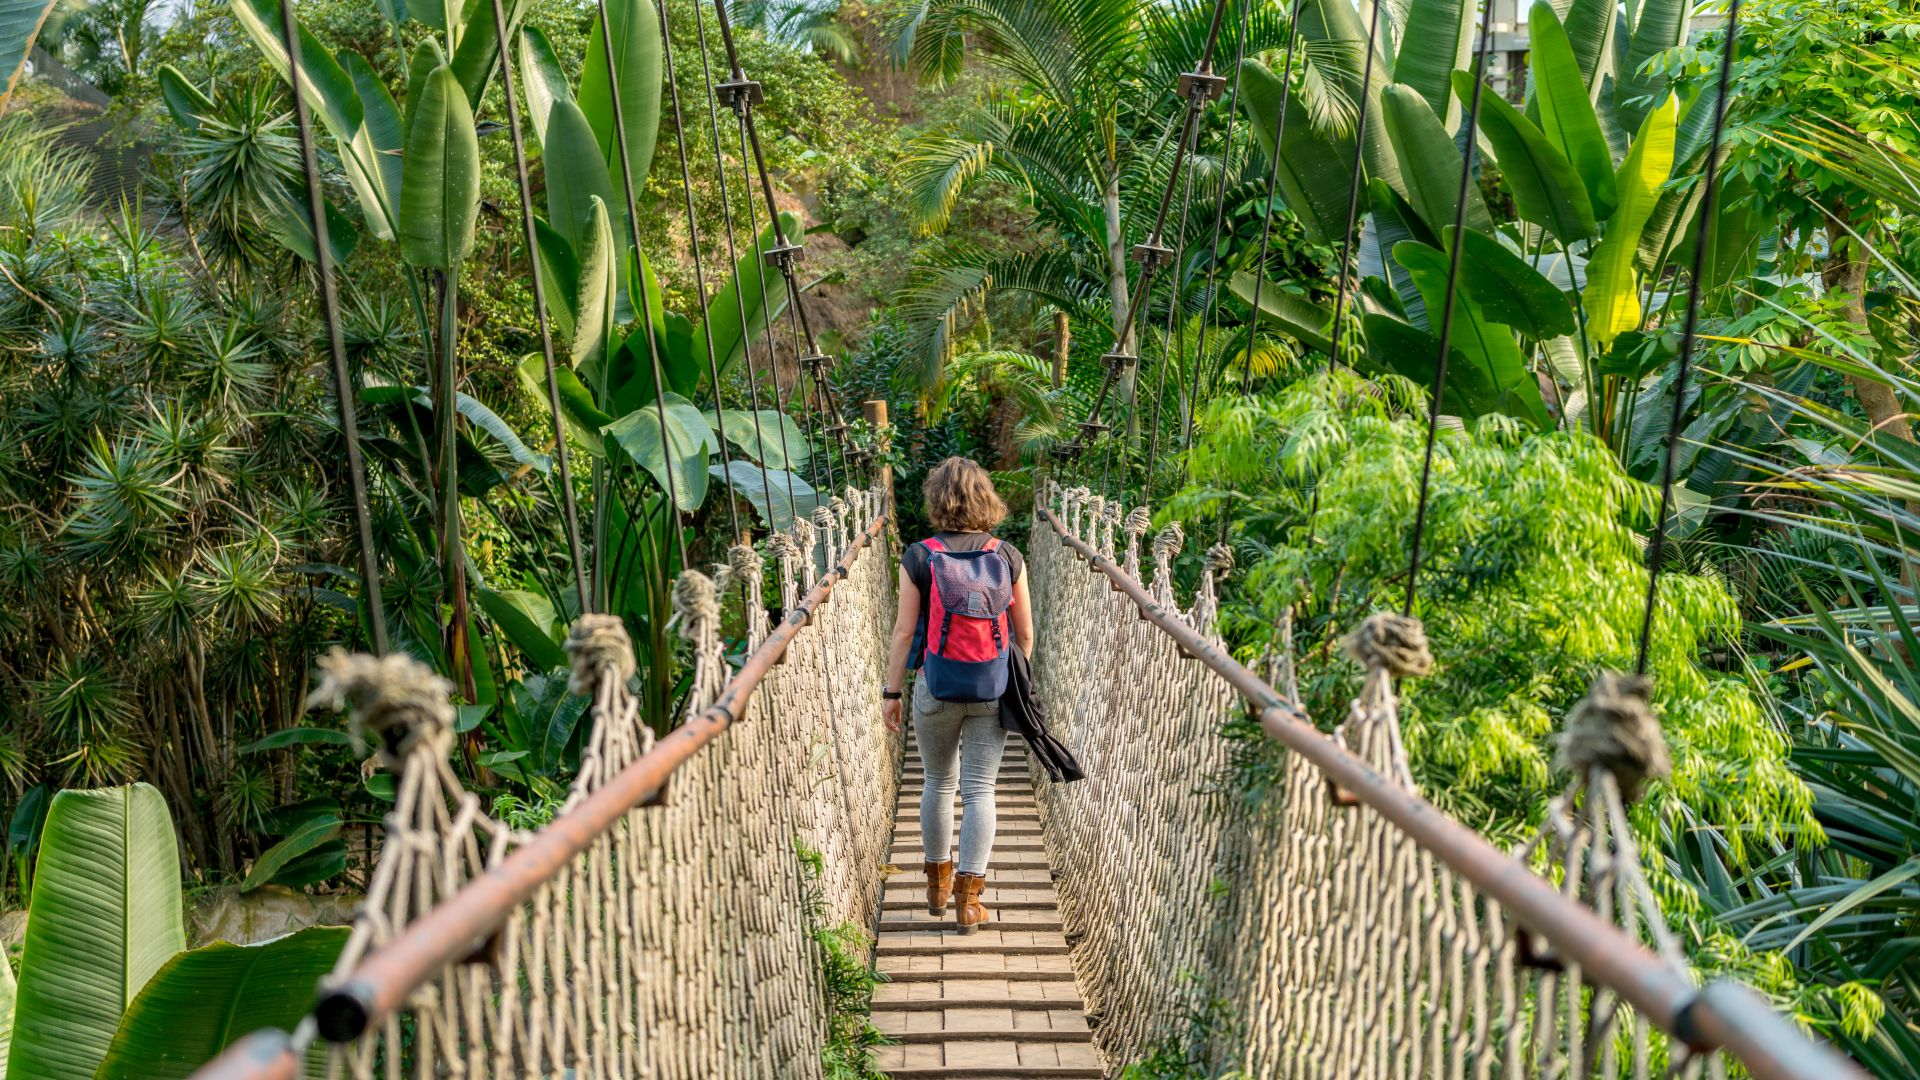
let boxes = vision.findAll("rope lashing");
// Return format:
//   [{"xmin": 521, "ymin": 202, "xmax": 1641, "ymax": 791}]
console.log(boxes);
[
  {"xmin": 1152, "ymin": 521, "xmax": 1186, "ymax": 566},
  {"xmin": 305, "ymin": 649, "xmax": 455, "ymax": 767},
  {"xmin": 1558, "ymin": 673, "xmax": 1672, "ymax": 801},
  {"xmin": 1342, "ymin": 611, "xmax": 1432, "ymax": 679},
  {"xmin": 670, "ymin": 568, "xmax": 724, "ymax": 630},
  {"xmin": 566, "ymin": 612, "xmax": 638, "ymax": 695},
  {"xmin": 1203, "ymin": 542, "xmax": 1234, "ymax": 577}
]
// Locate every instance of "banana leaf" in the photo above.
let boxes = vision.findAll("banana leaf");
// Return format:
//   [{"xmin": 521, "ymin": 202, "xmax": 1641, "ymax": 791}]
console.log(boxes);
[
  {"xmin": 1560, "ymin": 0, "xmax": 1617, "ymax": 92},
  {"xmin": 603, "ymin": 392, "xmax": 716, "ymax": 512},
  {"xmin": 342, "ymin": 50, "xmax": 405, "ymax": 234},
  {"xmin": 448, "ymin": 0, "xmax": 529, "ymax": 106},
  {"xmin": 694, "ymin": 212, "xmax": 802, "ymax": 378},
  {"xmin": 92, "ymin": 928, "xmax": 348, "ymax": 1080},
  {"xmin": 398, "ymin": 64, "xmax": 481, "ymax": 269},
  {"xmin": 518, "ymin": 24, "xmax": 570, "ymax": 150},
  {"xmin": 704, "ymin": 409, "xmax": 810, "ymax": 471},
  {"xmin": 1394, "ymin": 240, "xmax": 1551, "ymax": 428},
  {"xmin": 710, "ymin": 462, "xmax": 820, "ymax": 533},
  {"xmin": 517, "ymin": 354, "xmax": 610, "ymax": 455},
  {"xmin": 1237, "ymin": 58, "xmax": 1355, "ymax": 245},
  {"xmin": 542, "ymin": 98, "xmax": 618, "ymax": 260},
  {"xmin": 156, "ymin": 65, "xmax": 215, "ymax": 131},
  {"xmin": 1229, "ymin": 270, "xmax": 1335, "ymax": 357},
  {"xmin": 1583, "ymin": 96, "xmax": 1677, "ymax": 346},
  {"xmin": 478, "ymin": 586, "xmax": 568, "ymax": 671},
  {"xmin": 1527, "ymin": 3, "xmax": 1617, "ymax": 217},
  {"xmin": 1460, "ymin": 71, "xmax": 1597, "ymax": 245},
  {"xmin": 1445, "ymin": 227, "xmax": 1577, "ymax": 341},
  {"xmin": 1615, "ymin": 0, "xmax": 1688, "ymax": 133},
  {"xmin": 0, "ymin": 0, "xmax": 56, "ymax": 106},
  {"xmin": 1380, "ymin": 84, "xmax": 1489, "ymax": 238},
  {"xmin": 573, "ymin": 196, "xmax": 619, "ymax": 391},
  {"xmin": 6, "ymin": 784, "xmax": 185, "ymax": 1080},
  {"xmin": 1392, "ymin": 0, "xmax": 1472, "ymax": 125},
  {"xmin": 0, "ymin": 947, "xmax": 13, "ymax": 1078},
  {"xmin": 240, "ymin": 813, "xmax": 341, "ymax": 892},
  {"xmin": 578, "ymin": 0, "xmax": 663, "ymax": 209}
]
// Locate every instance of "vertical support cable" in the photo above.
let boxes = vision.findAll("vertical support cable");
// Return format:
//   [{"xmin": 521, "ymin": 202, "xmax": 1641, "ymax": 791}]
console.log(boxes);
[
  {"xmin": 1637, "ymin": 0, "xmax": 1742, "ymax": 675},
  {"xmin": 488, "ymin": 0, "xmax": 592, "ymax": 614},
  {"xmin": 1231, "ymin": 0, "xmax": 1308, "ymax": 397},
  {"xmin": 1185, "ymin": 0, "xmax": 1254, "ymax": 472},
  {"xmin": 1324, "ymin": 0, "xmax": 1386, "ymax": 374},
  {"xmin": 277, "ymin": 0, "xmax": 389, "ymax": 654},
  {"xmin": 592, "ymin": 0, "xmax": 691, "ymax": 571},
  {"xmin": 1402, "ymin": 0, "xmax": 1497, "ymax": 617}
]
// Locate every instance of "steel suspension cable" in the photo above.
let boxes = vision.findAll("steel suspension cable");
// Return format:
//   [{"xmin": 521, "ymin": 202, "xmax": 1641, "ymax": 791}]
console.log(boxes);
[
  {"xmin": 1637, "ymin": 0, "xmax": 1742, "ymax": 676},
  {"xmin": 1144, "ymin": 118, "xmax": 1204, "ymax": 501},
  {"xmin": 1324, "ymin": 0, "xmax": 1386, "ymax": 375},
  {"xmin": 1401, "ymin": 0, "xmax": 1497, "ymax": 617},
  {"xmin": 1183, "ymin": 0, "xmax": 1255, "ymax": 476},
  {"xmin": 1229, "ymin": 0, "xmax": 1307, "ymax": 399},
  {"xmin": 657, "ymin": 0, "xmax": 742, "ymax": 544},
  {"xmin": 592, "ymin": 0, "xmax": 691, "ymax": 571},
  {"xmin": 278, "ymin": 0, "xmax": 389, "ymax": 654},
  {"xmin": 487, "ymin": 0, "xmax": 592, "ymax": 614}
]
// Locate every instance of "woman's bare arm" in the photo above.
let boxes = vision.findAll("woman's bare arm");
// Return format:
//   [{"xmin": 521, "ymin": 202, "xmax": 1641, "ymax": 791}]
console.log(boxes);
[
  {"xmin": 1010, "ymin": 573, "xmax": 1034, "ymax": 657},
  {"xmin": 882, "ymin": 566, "xmax": 920, "ymax": 731}
]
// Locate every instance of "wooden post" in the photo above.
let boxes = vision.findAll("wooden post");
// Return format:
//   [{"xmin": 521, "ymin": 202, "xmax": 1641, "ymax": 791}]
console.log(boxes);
[
  {"xmin": 862, "ymin": 399, "xmax": 892, "ymax": 509},
  {"xmin": 1052, "ymin": 310, "xmax": 1070, "ymax": 389}
]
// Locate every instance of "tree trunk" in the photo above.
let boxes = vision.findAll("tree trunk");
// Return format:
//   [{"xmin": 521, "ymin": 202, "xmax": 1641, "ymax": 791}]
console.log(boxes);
[
  {"xmin": 1103, "ymin": 175, "xmax": 1138, "ymax": 446},
  {"xmin": 1052, "ymin": 310, "xmax": 1070, "ymax": 389},
  {"xmin": 1825, "ymin": 201, "xmax": 1912, "ymax": 444}
]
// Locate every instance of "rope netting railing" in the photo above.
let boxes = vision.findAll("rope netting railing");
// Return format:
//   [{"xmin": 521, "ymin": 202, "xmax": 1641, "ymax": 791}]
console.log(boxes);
[
  {"xmin": 1026, "ymin": 483, "xmax": 1860, "ymax": 1080},
  {"xmin": 196, "ymin": 488, "xmax": 896, "ymax": 1079}
]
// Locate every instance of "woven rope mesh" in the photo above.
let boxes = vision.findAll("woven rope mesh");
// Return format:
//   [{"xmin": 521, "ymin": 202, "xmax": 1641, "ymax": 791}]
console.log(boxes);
[
  {"xmin": 1029, "ymin": 484, "xmax": 1723, "ymax": 1080},
  {"xmin": 319, "ymin": 488, "xmax": 896, "ymax": 1078}
]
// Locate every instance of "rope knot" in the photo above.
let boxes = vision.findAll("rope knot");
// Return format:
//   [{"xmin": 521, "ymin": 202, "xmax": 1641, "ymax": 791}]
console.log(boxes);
[
  {"xmin": 1204, "ymin": 542, "xmax": 1235, "ymax": 576},
  {"xmin": 793, "ymin": 519, "xmax": 816, "ymax": 555},
  {"xmin": 670, "ymin": 569, "xmax": 722, "ymax": 632},
  {"xmin": 1343, "ymin": 613, "xmax": 1433, "ymax": 679},
  {"xmin": 828, "ymin": 495, "xmax": 849, "ymax": 516},
  {"xmin": 767, "ymin": 532, "xmax": 801, "ymax": 563},
  {"xmin": 566, "ymin": 613, "xmax": 636, "ymax": 696},
  {"xmin": 1558, "ymin": 673, "xmax": 1670, "ymax": 800},
  {"xmin": 1100, "ymin": 501, "xmax": 1123, "ymax": 527},
  {"xmin": 811, "ymin": 505, "xmax": 836, "ymax": 530},
  {"xmin": 726, "ymin": 542, "xmax": 761, "ymax": 584},
  {"xmin": 305, "ymin": 649, "xmax": 454, "ymax": 767},
  {"xmin": 1124, "ymin": 506, "xmax": 1153, "ymax": 536},
  {"xmin": 1151, "ymin": 522, "xmax": 1185, "ymax": 564}
]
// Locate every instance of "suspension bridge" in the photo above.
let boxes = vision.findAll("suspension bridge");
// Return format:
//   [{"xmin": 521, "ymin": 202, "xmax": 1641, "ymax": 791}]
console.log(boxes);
[{"xmin": 169, "ymin": 0, "xmax": 1872, "ymax": 1073}]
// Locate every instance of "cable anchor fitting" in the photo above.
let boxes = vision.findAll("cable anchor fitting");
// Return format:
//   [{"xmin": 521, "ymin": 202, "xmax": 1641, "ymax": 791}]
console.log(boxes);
[
  {"xmin": 1177, "ymin": 69, "xmax": 1227, "ymax": 103},
  {"xmin": 761, "ymin": 240, "xmax": 804, "ymax": 271},
  {"xmin": 714, "ymin": 76, "xmax": 764, "ymax": 114},
  {"xmin": 1100, "ymin": 351, "xmax": 1138, "ymax": 372},
  {"xmin": 1130, "ymin": 240, "xmax": 1174, "ymax": 270}
]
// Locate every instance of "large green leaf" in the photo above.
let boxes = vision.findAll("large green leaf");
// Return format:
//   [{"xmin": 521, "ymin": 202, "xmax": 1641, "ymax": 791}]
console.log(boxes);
[
  {"xmin": 342, "ymin": 50, "xmax": 405, "ymax": 236},
  {"xmin": 516, "ymin": 354, "xmax": 611, "ymax": 455},
  {"xmin": 359, "ymin": 385, "xmax": 552, "ymax": 473},
  {"xmin": 1394, "ymin": 241, "xmax": 1550, "ymax": 428},
  {"xmin": 1528, "ymin": 4, "xmax": 1616, "ymax": 217},
  {"xmin": 1238, "ymin": 58, "xmax": 1355, "ymax": 245},
  {"xmin": 1229, "ymin": 270, "xmax": 1335, "ymax": 357},
  {"xmin": 1460, "ymin": 71, "xmax": 1597, "ymax": 246},
  {"xmin": 603, "ymin": 392, "xmax": 715, "ymax": 512},
  {"xmin": 703, "ymin": 409, "xmax": 810, "ymax": 472},
  {"xmin": 1296, "ymin": 0, "xmax": 1400, "ymax": 196},
  {"xmin": 156, "ymin": 65, "xmax": 215, "ymax": 131},
  {"xmin": 1364, "ymin": 179, "xmax": 1433, "ymax": 328},
  {"xmin": 1380, "ymin": 84, "xmax": 1489, "ymax": 238},
  {"xmin": 542, "ymin": 98, "xmax": 617, "ymax": 261},
  {"xmin": 6, "ymin": 784, "xmax": 185, "ymax": 1080},
  {"xmin": 1560, "ymin": 0, "xmax": 1616, "ymax": 92},
  {"xmin": 694, "ymin": 212, "xmax": 802, "ymax": 379},
  {"xmin": 1447, "ymin": 227, "xmax": 1578, "ymax": 341},
  {"xmin": 577, "ymin": 0, "xmax": 663, "ymax": 208},
  {"xmin": 448, "ymin": 0, "xmax": 528, "ymax": 106},
  {"xmin": 1392, "ymin": 0, "xmax": 1472, "ymax": 125},
  {"xmin": 1615, "ymin": 0, "xmax": 1687, "ymax": 133},
  {"xmin": 240, "ymin": 813, "xmax": 341, "ymax": 892},
  {"xmin": 572, "ymin": 196, "xmax": 619, "ymax": 391},
  {"xmin": 532, "ymin": 219, "xmax": 579, "ymax": 337},
  {"xmin": 0, "ymin": 947, "xmax": 14, "ymax": 1078},
  {"xmin": 518, "ymin": 24, "xmax": 571, "ymax": 150},
  {"xmin": 477, "ymin": 587, "xmax": 568, "ymax": 671},
  {"xmin": 260, "ymin": 189, "xmax": 358, "ymax": 266},
  {"xmin": 92, "ymin": 927, "xmax": 348, "ymax": 1080},
  {"xmin": 1583, "ymin": 95, "xmax": 1677, "ymax": 346},
  {"xmin": 711, "ymin": 462, "xmax": 820, "ymax": 533},
  {"xmin": 398, "ymin": 64, "xmax": 481, "ymax": 269},
  {"xmin": 0, "ymin": 0, "xmax": 56, "ymax": 106}
]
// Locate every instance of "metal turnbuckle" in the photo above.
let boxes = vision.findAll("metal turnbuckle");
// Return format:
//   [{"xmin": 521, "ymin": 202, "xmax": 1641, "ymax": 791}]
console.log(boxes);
[
  {"xmin": 714, "ymin": 77, "xmax": 765, "ymax": 113},
  {"xmin": 1177, "ymin": 69, "xmax": 1227, "ymax": 102}
]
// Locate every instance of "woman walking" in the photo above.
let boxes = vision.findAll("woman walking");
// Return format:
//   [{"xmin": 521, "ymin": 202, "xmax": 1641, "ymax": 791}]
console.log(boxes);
[{"xmin": 881, "ymin": 457, "xmax": 1033, "ymax": 933}]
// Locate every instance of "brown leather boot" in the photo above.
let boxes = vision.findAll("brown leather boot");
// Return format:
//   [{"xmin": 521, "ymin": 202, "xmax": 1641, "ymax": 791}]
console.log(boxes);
[
  {"xmin": 953, "ymin": 872, "xmax": 991, "ymax": 935},
  {"xmin": 924, "ymin": 860, "xmax": 954, "ymax": 915}
]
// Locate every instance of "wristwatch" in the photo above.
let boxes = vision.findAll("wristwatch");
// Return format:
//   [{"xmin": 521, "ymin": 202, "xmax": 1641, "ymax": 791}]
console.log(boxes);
[{"xmin": 882, "ymin": 688, "xmax": 903, "ymax": 700}]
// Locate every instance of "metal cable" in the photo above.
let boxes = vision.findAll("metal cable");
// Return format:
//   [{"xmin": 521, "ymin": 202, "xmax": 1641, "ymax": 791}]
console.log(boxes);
[
  {"xmin": 487, "ymin": 0, "xmax": 593, "ymax": 613},
  {"xmin": 277, "ymin": 0, "xmax": 389, "ymax": 654},
  {"xmin": 1637, "ymin": 0, "xmax": 1742, "ymax": 675},
  {"xmin": 1325, "ymin": 0, "xmax": 1386, "ymax": 374},
  {"xmin": 592, "ymin": 0, "xmax": 691, "ymax": 570},
  {"xmin": 1402, "ymin": 0, "xmax": 1498, "ymax": 617},
  {"xmin": 1230, "ymin": 0, "xmax": 1306, "ymax": 399}
]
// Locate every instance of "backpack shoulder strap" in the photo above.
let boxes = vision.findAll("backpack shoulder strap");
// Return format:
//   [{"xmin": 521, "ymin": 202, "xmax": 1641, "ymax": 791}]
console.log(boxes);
[
  {"xmin": 980, "ymin": 537, "xmax": 1001, "ymax": 552},
  {"xmin": 921, "ymin": 536, "xmax": 947, "ymax": 553}
]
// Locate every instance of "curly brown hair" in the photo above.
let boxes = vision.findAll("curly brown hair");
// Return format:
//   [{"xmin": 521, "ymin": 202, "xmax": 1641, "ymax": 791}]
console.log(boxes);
[{"xmin": 922, "ymin": 457, "xmax": 1007, "ymax": 533}]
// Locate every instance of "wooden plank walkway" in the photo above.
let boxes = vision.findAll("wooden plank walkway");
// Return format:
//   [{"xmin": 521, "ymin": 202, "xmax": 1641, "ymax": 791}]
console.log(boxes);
[{"xmin": 873, "ymin": 730, "xmax": 1102, "ymax": 1078}]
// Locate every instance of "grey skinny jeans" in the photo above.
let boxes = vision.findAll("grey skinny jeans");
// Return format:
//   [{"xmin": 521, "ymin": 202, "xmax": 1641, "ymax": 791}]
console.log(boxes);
[{"xmin": 911, "ymin": 678, "xmax": 1009, "ymax": 876}]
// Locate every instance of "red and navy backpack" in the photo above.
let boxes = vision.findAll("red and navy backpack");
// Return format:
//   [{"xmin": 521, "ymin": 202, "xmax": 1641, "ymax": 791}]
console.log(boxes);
[{"xmin": 910, "ymin": 536, "xmax": 1014, "ymax": 703}]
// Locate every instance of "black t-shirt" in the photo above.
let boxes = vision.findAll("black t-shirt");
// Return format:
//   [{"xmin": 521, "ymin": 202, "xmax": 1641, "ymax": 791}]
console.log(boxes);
[{"xmin": 903, "ymin": 532, "xmax": 1024, "ymax": 665}]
